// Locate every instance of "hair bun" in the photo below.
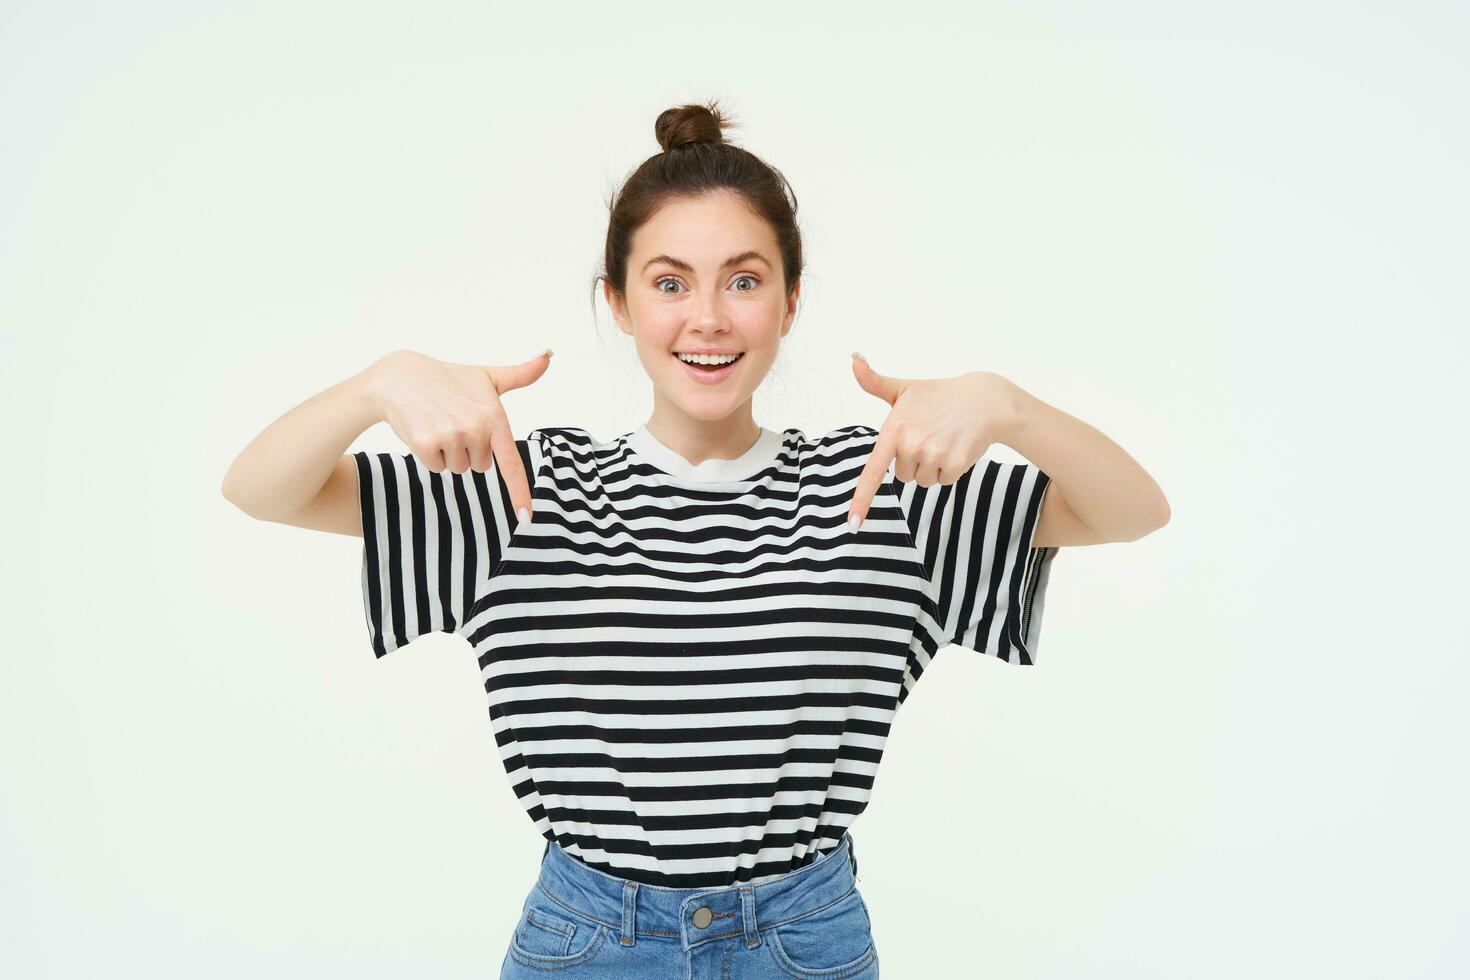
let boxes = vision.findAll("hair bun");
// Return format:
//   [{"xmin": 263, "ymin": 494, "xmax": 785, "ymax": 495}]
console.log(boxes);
[{"xmin": 654, "ymin": 100, "xmax": 736, "ymax": 152}]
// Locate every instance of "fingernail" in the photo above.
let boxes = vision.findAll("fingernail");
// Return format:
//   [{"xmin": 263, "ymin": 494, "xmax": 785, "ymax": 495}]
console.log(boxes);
[
  {"xmin": 540, "ymin": 348, "xmax": 553, "ymax": 359},
  {"xmin": 517, "ymin": 507, "xmax": 530, "ymax": 525},
  {"xmin": 846, "ymin": 512, "xmax": 862, "ymax": 531}
]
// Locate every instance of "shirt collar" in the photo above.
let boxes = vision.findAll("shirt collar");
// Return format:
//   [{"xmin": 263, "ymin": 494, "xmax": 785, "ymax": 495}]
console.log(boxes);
[{"xmin": 623, "ymin": 425, "xmax": 784, "ymax": 483}]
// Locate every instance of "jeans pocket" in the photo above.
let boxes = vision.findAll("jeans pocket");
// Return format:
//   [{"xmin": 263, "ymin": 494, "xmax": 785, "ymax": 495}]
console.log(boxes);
[
  {"xmin": 765, "ymin": 888, "xmax": 878, "ymax": 979},
  {"xmin": 507, "ymin": 901, "xmax": 608, "ymax": 972}
]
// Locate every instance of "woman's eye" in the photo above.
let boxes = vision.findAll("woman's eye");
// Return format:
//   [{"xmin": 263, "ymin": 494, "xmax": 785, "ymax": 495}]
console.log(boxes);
[{"xmin": 654, "ymin": 275, "xmax": 759, "ymax": 294}]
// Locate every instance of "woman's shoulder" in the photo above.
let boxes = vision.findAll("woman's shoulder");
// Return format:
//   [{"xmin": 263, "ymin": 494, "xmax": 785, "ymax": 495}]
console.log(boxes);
[
  {"xmin": 517, "ymin": 426, "xmax": 599, "ymax": 447},
  {"xmin": 760, "ymin": 424, "xmax": 878, "ymax": 442},
  {"xmin": 806, "ymin": 423, "xmax": 879, "ymax": 448},
  {"xmin": 823, "ymin": 423, "xmax": 878, "ymax": 438}
]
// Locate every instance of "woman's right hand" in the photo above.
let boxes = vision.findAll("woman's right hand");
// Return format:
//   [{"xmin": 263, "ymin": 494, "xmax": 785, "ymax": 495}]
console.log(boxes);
[{"xmin": 364, "ymin": 348, "xmax": 553, "ymax": 522}]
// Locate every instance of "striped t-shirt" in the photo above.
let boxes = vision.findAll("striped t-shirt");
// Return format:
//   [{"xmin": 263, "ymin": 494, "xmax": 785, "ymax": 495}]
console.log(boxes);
[{"xmin": 352, "ymin": 423, "xmax": 1058, "ymax": 887}]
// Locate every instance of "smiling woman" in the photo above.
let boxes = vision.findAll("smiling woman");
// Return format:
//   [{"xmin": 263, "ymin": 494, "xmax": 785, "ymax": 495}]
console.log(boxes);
[
  {"xmin": 223, "ymin": 95, "xmax": 1164, "ymax": 980},
  {"xmin": 603, "ymin": 189, "xmax": 798, "ymax": 432},
  {"xmin": 587, "ymin": 102, "xmax": 803, "ymax": 463}
]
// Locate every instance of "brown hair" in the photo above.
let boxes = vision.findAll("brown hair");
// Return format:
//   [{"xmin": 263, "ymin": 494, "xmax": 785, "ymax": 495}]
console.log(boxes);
[{"xmin": 592, "ymin": 100, "xmax": 804, "ymax": 313}]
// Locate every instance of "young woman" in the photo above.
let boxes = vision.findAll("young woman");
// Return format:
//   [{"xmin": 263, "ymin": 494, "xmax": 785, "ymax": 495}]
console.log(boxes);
[{"xmin": 222, "ymin": 101, "xmax": 1169, "ymax": 979}]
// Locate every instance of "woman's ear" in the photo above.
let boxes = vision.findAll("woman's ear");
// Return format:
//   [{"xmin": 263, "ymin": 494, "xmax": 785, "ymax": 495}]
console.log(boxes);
[
  {"xmin": 604, "ymin": 280, "xmax": 632, "ymax": 336},
  {"xmin": 781, "ymin": 279, "xmax": 800, "ymax": 336}
]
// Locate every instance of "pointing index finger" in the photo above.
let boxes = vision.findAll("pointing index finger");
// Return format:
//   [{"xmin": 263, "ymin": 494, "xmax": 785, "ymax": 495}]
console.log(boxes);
[
  {"xmin": 489, "ymin": 426, "xmax": 532, "ymax": 525},
  {"xmin": 848, "ymin": 428, "xmax": 895, "ymax": 531}
]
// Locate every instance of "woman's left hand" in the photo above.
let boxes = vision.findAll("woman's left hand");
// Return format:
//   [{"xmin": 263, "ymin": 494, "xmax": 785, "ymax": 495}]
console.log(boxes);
[{"xmin": 846, "ymin": 352, "xmax": 1020, "ymax": 530}]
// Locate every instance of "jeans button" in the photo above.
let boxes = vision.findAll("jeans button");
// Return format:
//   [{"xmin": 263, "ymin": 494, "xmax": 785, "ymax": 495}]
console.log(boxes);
[{"xmin": 692, "ymin": 906, "xmax": 713, "ymax": 929}]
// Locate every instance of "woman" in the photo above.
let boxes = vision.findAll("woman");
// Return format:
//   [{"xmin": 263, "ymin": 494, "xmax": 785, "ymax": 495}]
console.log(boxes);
[{"xmin": 222, "ymin": 100, "xmax": 1169, "ymax": 979}]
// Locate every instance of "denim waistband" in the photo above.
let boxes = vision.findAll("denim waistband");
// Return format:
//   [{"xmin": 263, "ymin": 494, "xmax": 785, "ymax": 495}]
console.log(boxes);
[{"xmin": 531, "ymin": 834, "xmax": 860, "ymax": 952}]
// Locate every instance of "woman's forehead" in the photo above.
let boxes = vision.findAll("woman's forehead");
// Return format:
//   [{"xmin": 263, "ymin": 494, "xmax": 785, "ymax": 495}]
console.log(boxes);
[{"xmin": 632, "ymin": 198, "xmax": 777, "ymax": 267}]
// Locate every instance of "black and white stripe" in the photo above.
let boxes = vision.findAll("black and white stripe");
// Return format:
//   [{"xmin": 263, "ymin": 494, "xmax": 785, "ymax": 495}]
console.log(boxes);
[
  {"xmin": 890, "ymin": 434, "xmax": 1057, "ymax": 666},
  {"xmin": 352, "ymin": 424, "xmax": 1058, "ymax": 887},
  {"xmin": 353, "ymin": 441, "xmax": 541, "ymax": 657}
]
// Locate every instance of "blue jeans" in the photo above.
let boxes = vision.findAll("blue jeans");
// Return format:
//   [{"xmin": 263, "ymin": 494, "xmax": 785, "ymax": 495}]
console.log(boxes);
[{"xmin": 499, "ymin": 833, "xmax": 879, "ymax": 979}]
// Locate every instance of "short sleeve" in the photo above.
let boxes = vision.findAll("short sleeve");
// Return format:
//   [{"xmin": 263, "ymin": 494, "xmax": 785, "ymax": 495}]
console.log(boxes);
[
  {"xmin": 352, "ymin": 437, "xmax": 540, "ymax": 658},
  {"xmin": 890, "ymin": 453, "xmax": 1059, "ymax": 665}
]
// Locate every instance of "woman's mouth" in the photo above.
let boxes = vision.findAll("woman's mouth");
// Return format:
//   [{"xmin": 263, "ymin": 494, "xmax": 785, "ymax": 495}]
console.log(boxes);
[{"xmin": 672, "ymin": 351, "xmax": 744, "ymax": 384}]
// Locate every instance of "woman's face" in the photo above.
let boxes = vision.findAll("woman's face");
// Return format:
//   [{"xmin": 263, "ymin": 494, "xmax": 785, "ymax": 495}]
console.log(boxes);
[{"xmin": 606, "ymin": 191, "xmax": 798, "ymax": 422}]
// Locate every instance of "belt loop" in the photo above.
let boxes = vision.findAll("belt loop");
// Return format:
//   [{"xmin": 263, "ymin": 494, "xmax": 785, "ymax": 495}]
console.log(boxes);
[
  {"xmin": 739, "ymin": 886, "xmax": 761, "ymax": 949},
  {"xmin": 620, "ymin": 880, "xmax": 638, "ymax": 946}
]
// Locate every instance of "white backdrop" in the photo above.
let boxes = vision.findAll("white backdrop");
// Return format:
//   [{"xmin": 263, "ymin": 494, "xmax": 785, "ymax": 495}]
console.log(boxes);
[{"xmin": 3, "ymin": 1, "xmax": 1465, "ymax": 977}]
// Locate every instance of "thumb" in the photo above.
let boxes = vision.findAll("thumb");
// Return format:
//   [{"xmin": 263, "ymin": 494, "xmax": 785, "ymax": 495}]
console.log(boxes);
[
  {"xmin": 486, "ymin": 348, "xmax": 553, "ymax": 395},
  {"xmin": 850, "ymin": 352, "xmax": 904, "ymax": 406}
]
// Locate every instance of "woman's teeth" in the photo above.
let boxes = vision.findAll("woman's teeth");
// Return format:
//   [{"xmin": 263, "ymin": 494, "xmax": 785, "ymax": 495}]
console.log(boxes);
[{"xmin": 675, "ymin": 352, "xmax": 743, "ymax": 365}]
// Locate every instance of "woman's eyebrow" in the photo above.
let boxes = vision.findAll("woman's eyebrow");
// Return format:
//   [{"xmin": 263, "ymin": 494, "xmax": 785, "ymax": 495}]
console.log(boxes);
[{"xmin": 641, "ymin": 250, "xmax": 772, "ymax": 274}]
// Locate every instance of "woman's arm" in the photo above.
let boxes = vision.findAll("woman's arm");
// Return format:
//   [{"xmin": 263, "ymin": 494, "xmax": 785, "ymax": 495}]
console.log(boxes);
[
  {"xmin": 222, "ymin": 349, "xmax": 549, "ymax": 538},
  {"xmin": 845, "ymin": 355, "xmax": 1168, "ymax": 549},
  {"xmin": 220, "ymin": 353, "xmax": 396, "ymax": 533},
  {"xmin": 1002, "ymin": 379, "xmax": 1170, "ymax": 547}
]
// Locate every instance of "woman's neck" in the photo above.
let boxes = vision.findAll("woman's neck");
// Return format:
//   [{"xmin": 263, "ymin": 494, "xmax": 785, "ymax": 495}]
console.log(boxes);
[{"xmin": 643, "ymin": 401, "xmax": 765, "ymax": 468}]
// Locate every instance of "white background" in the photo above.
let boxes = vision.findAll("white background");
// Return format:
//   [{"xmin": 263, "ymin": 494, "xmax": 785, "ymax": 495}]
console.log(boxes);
[{"xmin": 3, "ymin": 1, "xmax": 1466, "ymax": 977}]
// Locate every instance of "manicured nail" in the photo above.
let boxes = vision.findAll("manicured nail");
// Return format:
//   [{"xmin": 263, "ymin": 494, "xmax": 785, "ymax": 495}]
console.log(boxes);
[
  {"xmin": 517, "ymin": 507, "xmax": 530, "ymax": 525},
  {"xmin": 540, "ymin": 348, "xmax": 553, "ymax": 359},
  {"xmin": 846, "ymin": 512, "xmax": 862, "ymax": 531},
  {"xmin": 851, "ymin": 351, "xmax": 862, "ymax": 361}
]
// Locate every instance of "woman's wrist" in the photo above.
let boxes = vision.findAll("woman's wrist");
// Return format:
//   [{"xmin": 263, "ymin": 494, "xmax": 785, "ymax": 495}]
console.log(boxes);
[
  {"xmin": 961, "ymin": 371, "xmax": 1029, "ymax": 448},
  {"xmin": 349, "ymin": 351, "xmax": 405, "ymax": 427}
]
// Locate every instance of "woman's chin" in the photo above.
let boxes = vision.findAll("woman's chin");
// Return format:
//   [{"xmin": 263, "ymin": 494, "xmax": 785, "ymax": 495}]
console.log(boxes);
[{"xmin": 661, "ymin": 388, "xmax": 748, "ymax": 420}]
